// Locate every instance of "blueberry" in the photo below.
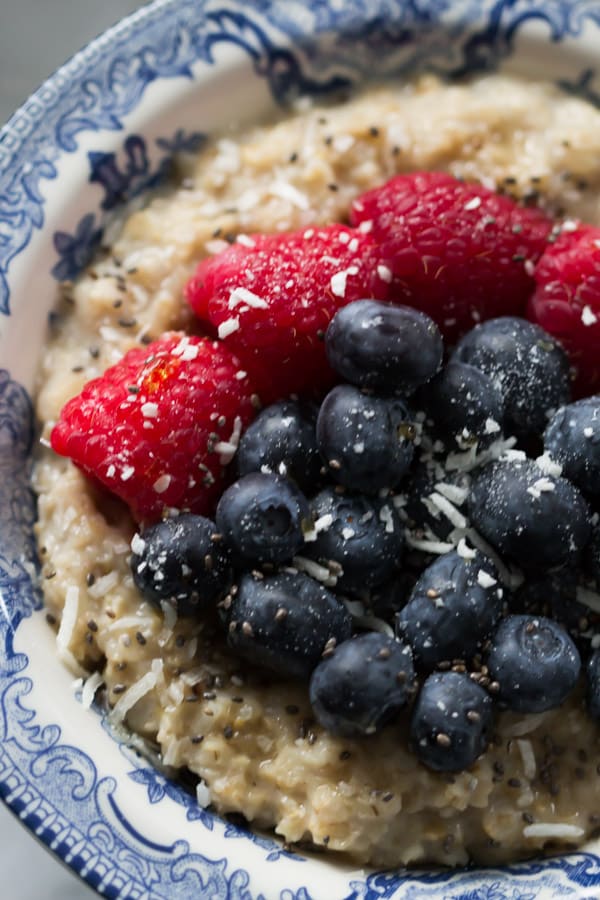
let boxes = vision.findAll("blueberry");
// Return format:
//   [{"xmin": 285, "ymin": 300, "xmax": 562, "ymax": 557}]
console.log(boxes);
[
  {"xmin": 304, "ymin": 487, "xmax": 404, "ymax": 593},
  {"xmin": 544, "ymin": 396, "xmax": 600, "ymax": 498},
  {"xmin": 586, "ymin": 650, "xmax": 600, "ymax": 720},
  {"xmin": 468, "ymin": 458, "xmax": 591, "ymax": 570},
  {"xmin": 414, "ymin": 361, "xmax": 504, "ymax": 451},
  {"xmin": 396, "ymin": 550, "xmax": 503, "ymax": 670},
  {"xmin": 452, "ymin": 316, "xmax": 571, "ymax": 439},
  {"xmin": 487, "ymin": 614, "xmax": 581, "ymax": 713},
  {"xmin": 225, "ymin": 571, "xmax": 352, "ymax": 679},
  {"xmin": 236, "ymin": 399, "xmax": 321, "ymax": 491},
  {"xmin": 316, "ymin": 384, "xmax": 415, "ymax": 493},
  {"xmin": 409, "ymin": 672, "xmax": 493, "ymax": 772},
  {"xmin": 325, "ymin": 300, "xmax": 443, "ymax": 394},
  {"xmin": 216, "ymin": 472, "xmax": 310, "ymax": 565},
  {"xmin": 309, "ymin": 632, "xmax": 415, "ymax": 737},
  {"xmin": 585, "ymin": 521, "xmax": 600, "ymax": 589},
  {"xmin": 131, "ymin": 514, "xmax": 232, "ymax": 616}
]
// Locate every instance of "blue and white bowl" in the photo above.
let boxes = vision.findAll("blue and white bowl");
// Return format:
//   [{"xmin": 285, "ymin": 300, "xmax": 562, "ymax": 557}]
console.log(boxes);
[{"xmin": 3, "ymin": 1, "xmax": 600, "ymax": 897}]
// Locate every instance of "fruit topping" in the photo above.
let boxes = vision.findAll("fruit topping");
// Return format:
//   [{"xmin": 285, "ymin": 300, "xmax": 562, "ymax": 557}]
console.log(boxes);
[
  {"xmin": 324, "ymin": 300, "xmax": 443, "ymax": 394},
  {"xmin": 304, "ymin": 487, "xmax": 404, "ymax": 593},
  {"xmin": 215, "ymin": 472, "xmax": 310, "ymax": 565},
  {"xmin": 486, "ymin": 614, "xmax": 581, "ymax": 713},
  {"xmin": 130, "ymin": 514, "xmax": 232, "ymax": 616},
  {"xmin": 50, "ymin": 333, "xmax": 257, "ymax": 522},
  {"xmin": 309, "ymin": 632, "xmax": 415, "ymax": 737},
  {"xmin": 452, "ymin": 316, "xmax": 571, "ymax": 441},
  {"xmin": 395, "ymin": 550, "xmax": 503, "ymax": 670},
  {"xmin": 468, "ymin": 458, "xmax": 591, "ymax": 571},
  {"xmin": 544, "ymin": 396, "xmax": 600, "ymax": 498},
  {"xmin": 224, "ymin": 570, "xmax": 352, "ymax": 679},
  {"xmin": 236, "ymin": 399, "xmax": 321, "ymax": 491},
  {"xmin": 185, "ymin": 225, "xmax": 390, "ymax": 402},
  {"xmin": 350, "ymin": 171, "xmax": 552, "ymax": 339},
  {"xmin": 413, "ymin": 360, "xmax": 504, "ymax": 451},
  {"xmin": 409, "ymin": 671, "xmax": 494, "ymax": 773},
  {"xmin": 315, "ymin": 384, "xmax": 415, "ymax": 493},
  {"xmin": 528, "ymin": 224, "xmax": 600, "ymax": 395}
]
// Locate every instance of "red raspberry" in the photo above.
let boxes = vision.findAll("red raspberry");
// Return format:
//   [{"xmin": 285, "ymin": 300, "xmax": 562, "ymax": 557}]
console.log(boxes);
[
  {"xmin": 50, "ymin": 333, "xmax": 258, "ymax": 522},
  {"xmin": 185, "ymin": 225, "xmax": 390, "ymax": 401},
  {"xmin": 350, "ymin": 172, "xmax": 553, "ymax": 341},
  {"xmin": 528, "ymin": 224, "xmax": 600, "ymax": 395}
]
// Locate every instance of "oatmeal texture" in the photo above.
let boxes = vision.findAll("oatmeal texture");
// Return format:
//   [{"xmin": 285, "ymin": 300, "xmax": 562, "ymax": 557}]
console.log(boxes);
[{"xmin": 34, "ymin": 75, "xmax": 600, "ymax": 867}]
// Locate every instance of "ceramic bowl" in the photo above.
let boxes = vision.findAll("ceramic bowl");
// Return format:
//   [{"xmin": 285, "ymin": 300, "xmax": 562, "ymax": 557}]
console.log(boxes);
[{"xmin": 2, "ymin": 1, "xmax": 600, "ymax": 897}]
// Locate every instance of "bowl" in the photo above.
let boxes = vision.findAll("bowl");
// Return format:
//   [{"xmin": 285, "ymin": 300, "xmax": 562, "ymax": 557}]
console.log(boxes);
[{"xmin": 3, "ymin": 1, "xmax": 600, "ymax": 897}]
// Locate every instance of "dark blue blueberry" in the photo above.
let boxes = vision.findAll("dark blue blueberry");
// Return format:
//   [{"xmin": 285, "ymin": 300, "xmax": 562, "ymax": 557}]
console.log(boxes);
[
  {"xmin": 468, "ymin": 459, "xmax": 591, "ymax": 570},
  {"xmin": 544, "ymin": 396, "xmax": 600, "ymax": 498},
  {"xmin": 225, "ymin": 571, "xmax": 352, "ymax": 679},
  {"xmin": 585, "ymin": 521, "xmax": 600, "ymax": 589},
  {"xmin": 414, "ymin": 361, "xmax": 504, "ymax": 451},
  {"xmin": 366, "ymin": 572, "xmax": 416, "ymax": 623},
  {"xmin": 396, "ymin": 550, "xmax": 503, "ymax": 670},
  {"xmin": 325, "ymin": 300, "xmax": 443, "ymax": 394},
  {"xmin": 487, "ymin": 614, "xmax": 581, "ymax": 713},
  {"xmin": 309, "ymin": 632, "xmax": 415, "ymax": 737},
  {"xmin": 316, "ymin": 384, "xmax": 415, "ymax": 493},
  {"xmin": 216, "ymin": 472, "xmax": 310, "ymax": 565},
  {"xmin": 409, "ymin": 672, "xmax": 494, "ymax": 773},
  {"xmin": 511, "ymin": 569, "xmax": 592, "ymax": 637},
  {"xmin": 586, "ymin": 650, "xmax": 600, "ymax": 720},
  {"xmin": 236, "ymin": 399, "xmax": 321, "ymax": 492},
  {"xmin": 130, "ymin": 513, "xmax": 232, "ymax": 616},
  {"xmin": 304, "ymin": 487, "xmax": 404, "ymax": 593},
  {"xmin": 452, "ymin": 316, "xmax": 571, "ymax": 439}
]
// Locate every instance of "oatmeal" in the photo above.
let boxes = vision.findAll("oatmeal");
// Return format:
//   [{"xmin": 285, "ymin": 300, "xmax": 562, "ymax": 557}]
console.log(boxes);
[{"xmin": 33, "ymin": 74, "xmax": 600, "ymax": 867}]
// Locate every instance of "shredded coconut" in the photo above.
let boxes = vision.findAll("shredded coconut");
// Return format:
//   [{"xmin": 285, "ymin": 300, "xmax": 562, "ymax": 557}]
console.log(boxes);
[
  {"xmin": 153, "ymin": 474, "xmax": 172, "ymax": 494},
  {"xmin": 582, "ymin": 305, "xmax": 598, "ymax": 326},
  {"xmin": 228, "ymin": 287, "xmax": 268, "ymax": 309},
  {"xmin": 108, "ymin": 666, "xmax": 160, "ymax": 725},
  {"xmin": 517, "ymin": 739, "xmax": 537, "ymax": 780},
  {"xmin": 523, "ymin": 823, "xmax": 584, "ymax": 840},
  {"xmin": 196, "ymin": 779, "xmax": 212, "ymax": 809},
  {"xmin": 330, "ymin": 266, "xmax": 358, "ymax": 298},
  {"xmin": 81, "ymin": 671, "xmax": 104, "ymax": 710},
  {"xmin": 56, "ymin": 585, "xmax": 80, "ymax": 663},
  {"xmin": 429, "ymin": 492, "xmax": 468, "ymax": 529},
  {"xmin": 293, "ymin": 555, "xmax": 338, "ymax": 587},
  {"xmin": 535, "ymin": 452, "xmax": 563, "ymax": 478},
  {"xmin": 217, "ymin": 317, "xmax": 240, "ymax": 339}
]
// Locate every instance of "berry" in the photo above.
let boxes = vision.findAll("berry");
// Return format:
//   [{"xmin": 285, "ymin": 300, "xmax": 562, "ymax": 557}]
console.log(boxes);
[
  {"xmin": 586, "ymin": 650, "xmax": 600, "ymax": 720},
  {"xmin": 309, "ymin": 632, "xmax": 415, "ymax": 737},
  {"xmin": 468, "ymin": 459, "xmax": 590, "ymax": 571},
  {"xmin": 528, "ymin": 224, "xmax": 600, "ymax": 395},
  {"xmin": 236, "ymin": 399, "xmax": 321, "ymax": 491},
  {"xmin": 350, "ymin": 171, "xmax": 552, "ymax": 340},
  {"xmin": 585, "ymin": 521, "xmax": 600, "ymax": 589},
  {"xmin": 216, "ymin": 472, "xmax": 310, "ymax": 565},
  {"xmin": 185, "ymin": 226, "xmax": 390, "ymax": 402},
  {"xmin": 225, "ymin": 570, "xmax": 352, "ymax": 679},
  {"xmin": 304, "ymin": 488, "xmax": 404, "ymax": 594},
  {"xmin": 409, "ymin": 672, "xmax": 494, "ymax": 772},
  {"xmin": 452, "ymin": 317, "xmax": 571, "ymax": 440},
  {"xmin": 325, "ymin": 300, "xmax": 442, "ymax": 394},
  {"xmin": 487, "ymin": 614, "xmax": 581, "ymax": 713},
  {"xmin": 396, "ymin": 550, "xmax": 503, "ymax": 670},
  {"xmin": 316, "ymin": 385, "xmax": 415, "ymax": 493},
  {"xmin": 130, "ymin": 514, "xmax": 232, "ymax": 616},
  {"xmin": 50, "ymin": 333, "xmax": 257, "ymax": 522},
  {"xmin": 544, "ymin": 396, "xmax": 600, "ymax": 498},
  {"xmin": 414, "ymin": 361, "xmax": 504, "ymax": 451}
]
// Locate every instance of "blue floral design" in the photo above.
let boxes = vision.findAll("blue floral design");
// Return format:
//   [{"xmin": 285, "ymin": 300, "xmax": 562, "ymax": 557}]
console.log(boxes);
[{"xmin": 3, "ymin": 2, "xmax": 600, "ymax": 898}]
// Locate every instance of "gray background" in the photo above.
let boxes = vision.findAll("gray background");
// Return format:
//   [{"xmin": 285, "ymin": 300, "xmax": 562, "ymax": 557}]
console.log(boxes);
[{"xmin": 1, "ymin": 3, "xmax": 145, "ymax": 895}]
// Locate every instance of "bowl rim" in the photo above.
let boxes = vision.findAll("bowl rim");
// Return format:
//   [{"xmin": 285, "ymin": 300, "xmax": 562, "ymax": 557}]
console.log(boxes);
[{"xmin": 3, "ymin": 2, "xmax": 600, "ymax": 899}]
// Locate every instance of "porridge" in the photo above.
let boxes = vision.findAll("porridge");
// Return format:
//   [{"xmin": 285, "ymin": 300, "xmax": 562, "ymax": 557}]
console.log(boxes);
[{"xmin": 33, "ymin": 74, "xmax": 600, "ymax": 867}]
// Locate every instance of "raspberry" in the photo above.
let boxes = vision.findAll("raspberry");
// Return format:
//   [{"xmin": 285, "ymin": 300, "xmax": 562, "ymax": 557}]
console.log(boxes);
[
  {"xmin": 528, "ymin": 224, "xmax": 600, "ymax": 395},
  {"xmin": 50, "ymin": 333, "xmax": 258, "ymax": 522},
  {"xmin": 350, "ymin": 171, "xmax": 553, "ymax": 341},
  {"xmin": 185, "ymin": 225, "xmax": 390, "ymax": 401}
]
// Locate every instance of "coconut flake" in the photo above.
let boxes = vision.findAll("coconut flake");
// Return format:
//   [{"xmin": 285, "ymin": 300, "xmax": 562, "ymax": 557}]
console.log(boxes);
[
  {"xmin": 217, "ymin": 317, "xmax": 240, "ymax": 339},
  {"xmin": 523, "ymin": 823, "xmax": 584, "ymax": 840},
  {"xmin": 405, "ymin": 532, "xmax": 454, "ymax": 555},
  {"xmin": 57, "ymin": 586, "xmax": 79, "ymax": 662},
  {"xmin": 535, "ymin": 452, "xmax": 563, "ymax": 478},
  {"xmin": 464, "ymin": 196, "xmax": 482, "ymax": 211},
  {"xmin": 228, "ymin": 287, "xmax": 268, "ymax": 310},
  {"xmin": 477, "ymin": 570, "xmax": 497, "ymax": 589},
  {"xmin": 81, "ymin": 671, "xmax": 104, "ymax": 710},
  {"xmin": 429, "ymin": 492, "xmax": 468, "ymax": 529},
  {"xmin": 517, "ymin": 738, "xmax": 537, "ymax": 780},
  {"xmin": 377, "ymin": 264, "xmax": 393, "ymax": 283},
  {"xmin": 457, "ymin": 537, "xmax": 477, "ymax": 560},
  {"xmin": 88, "ymin": 570, "xmax": 120, "ymax": 598},
  {"xmin": 153, "ymin": 474, "xmax": 171, "ymax": 494},
  {"xmin": 213, "ymin": 415, "xmax": 243, "ymax": 465},
  {"xmin": 582, "ymin": 305, "xmax": 598, "ymax": 326},
  {"xmin": 109, "ymin": 668, "xmax": 159, "ymax": 725},
  {"xmin": 196, "ymin": 779, "xmax": 212, "ymax": 809},
  {"xmin": 293, "ymin": 555, "xmax": 338, "ymax": 587},
  {"xmin": 270, "ymin": 181, "xmax": 310, "ymax": 210},
  {"xmin": 434, "ymin": 482, "xmax": 469, "ymax": 506},
  {"xmin": 379, "ymin": 504, "xmax": 395, "ymax": 533},
  {"xmin": 330, "ymin": 267, "xmax": 358, "ymax": 299}
]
